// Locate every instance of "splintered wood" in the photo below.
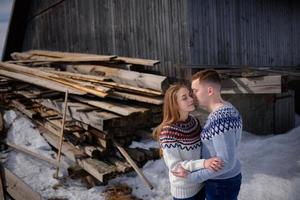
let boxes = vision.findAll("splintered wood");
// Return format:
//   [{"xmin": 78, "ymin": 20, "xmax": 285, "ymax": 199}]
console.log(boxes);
[
  {"xmin": 0, "ymin": 50, "xmax": 163, "ymax": 185},
  {"xmin": 103, "ymin": 184, "xmax": 141, "ymax": 200}
]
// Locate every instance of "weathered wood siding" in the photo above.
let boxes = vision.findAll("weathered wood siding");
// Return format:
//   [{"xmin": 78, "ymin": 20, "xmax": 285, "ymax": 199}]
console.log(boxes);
[
  {"xmin": 4, "ymin": 0, "xmax": 300, "ymax": 80},
  {"xmin": 188, "ymin": 0, "xmax": 300, "ymax": 66}
]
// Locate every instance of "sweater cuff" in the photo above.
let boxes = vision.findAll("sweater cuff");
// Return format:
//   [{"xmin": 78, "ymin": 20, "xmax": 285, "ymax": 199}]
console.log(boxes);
[{"xmin": 181, "ymin": 159, "xmax": 205, "ymax": 172}]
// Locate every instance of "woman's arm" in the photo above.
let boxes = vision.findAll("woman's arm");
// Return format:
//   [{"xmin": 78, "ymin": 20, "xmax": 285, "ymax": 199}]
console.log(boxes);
[
  {"xmin": 161, "ymin": 145, "xmax": 183, "ymax": 171},
  {"xmin": 180, "ymin": 157, "xmax": 223, "ymax": 172}
]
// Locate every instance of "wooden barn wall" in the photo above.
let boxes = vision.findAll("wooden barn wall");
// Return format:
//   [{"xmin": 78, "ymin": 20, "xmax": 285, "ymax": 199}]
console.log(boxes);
[
  {"xmin": 7, "ymin": 0, "xmax": 300, "ymax": 80},
  {"xmin": 187, "ymin": 0, "xmax": 300, "ymax": 67}
]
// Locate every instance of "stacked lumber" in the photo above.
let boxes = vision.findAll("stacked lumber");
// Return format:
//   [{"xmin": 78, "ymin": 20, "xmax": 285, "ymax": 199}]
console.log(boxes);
[
  {"xmin": 0, "ymin": 76, "xmax": 13, "ymax": 105},
  {"xmin": 217, "ymin": 69, "xmax": 285, "ymax": 94},
  {"xmin": 0, "ymin": 50, "xmax": 164, "ymax": 185}
]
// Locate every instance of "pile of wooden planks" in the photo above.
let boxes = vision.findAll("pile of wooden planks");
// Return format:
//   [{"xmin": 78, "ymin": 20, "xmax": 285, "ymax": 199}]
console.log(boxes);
[
  {"xmin": 0, "ymin": 50, "xmax": 164, "ymax": 185},
  {"xmin": 218, "ymin": 69, "xmax": 285, "ymax": 94}
]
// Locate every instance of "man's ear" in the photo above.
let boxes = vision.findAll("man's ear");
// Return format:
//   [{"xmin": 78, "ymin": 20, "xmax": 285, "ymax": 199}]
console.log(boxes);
[{"xmin": 207, "ymin": 86, "xmax": 214, "ymax": 96}]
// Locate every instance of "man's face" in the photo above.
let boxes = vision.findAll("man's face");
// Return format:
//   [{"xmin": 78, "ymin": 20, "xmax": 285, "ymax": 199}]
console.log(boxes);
[{"xmin": 191, "ymin": 79, "xmax": 209, "ymax": 108}]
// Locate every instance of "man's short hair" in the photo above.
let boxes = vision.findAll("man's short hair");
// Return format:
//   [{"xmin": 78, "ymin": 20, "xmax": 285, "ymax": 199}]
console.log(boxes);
[{"xmin": 192, "ymin": 69, "xmax": 221, "ymax": 86}]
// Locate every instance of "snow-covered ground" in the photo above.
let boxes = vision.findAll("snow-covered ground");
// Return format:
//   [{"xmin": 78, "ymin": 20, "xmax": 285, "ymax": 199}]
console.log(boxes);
[{"xmin": 3, "ymin": 110, "xmax": 300, "ymax": 200}]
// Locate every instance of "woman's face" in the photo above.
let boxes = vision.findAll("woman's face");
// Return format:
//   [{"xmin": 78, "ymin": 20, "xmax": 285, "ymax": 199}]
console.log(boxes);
[{"xmin": 176, "ymin": 87, "xmax": 195, "ymax": 113}]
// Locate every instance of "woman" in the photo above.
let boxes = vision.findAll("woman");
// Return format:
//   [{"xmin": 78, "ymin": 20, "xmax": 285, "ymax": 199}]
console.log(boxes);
[{"xmin": 154, "ymin": 84, "xmax": 222, "ymax": 200}]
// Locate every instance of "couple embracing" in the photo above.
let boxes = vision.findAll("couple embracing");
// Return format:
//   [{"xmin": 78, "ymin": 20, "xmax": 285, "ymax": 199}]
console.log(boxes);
[{"xmin": 154, "ymin": 70, "xmax": 243, "ymax": 200}]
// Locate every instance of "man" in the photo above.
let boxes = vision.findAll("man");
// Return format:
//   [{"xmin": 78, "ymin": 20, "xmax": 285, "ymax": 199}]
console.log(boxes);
[{"xmin": 173, "ymin": 69, "xmax": 243, "ymax": 200}]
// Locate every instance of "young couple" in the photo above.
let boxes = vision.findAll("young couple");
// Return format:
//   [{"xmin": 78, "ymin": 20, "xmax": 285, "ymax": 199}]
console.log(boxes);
[{"xmin": 155, "ymin": 70, "xmax": 243, "ymax": 200}]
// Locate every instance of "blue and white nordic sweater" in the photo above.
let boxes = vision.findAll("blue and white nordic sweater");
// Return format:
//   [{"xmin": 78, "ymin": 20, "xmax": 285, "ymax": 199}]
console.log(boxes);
[
  {"xmin": 187, "ymin": 103, "xmax": 243, "ymax": 183},
  {"xmin": 160, "ymin": 115, "xmax": 205, "ymax": 199}
]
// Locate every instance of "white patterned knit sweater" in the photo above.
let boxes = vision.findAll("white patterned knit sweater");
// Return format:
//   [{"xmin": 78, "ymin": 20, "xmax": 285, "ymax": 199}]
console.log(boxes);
[{"xmin": 159, "ymin": 115, "xmax": 205, "ymax": 199}]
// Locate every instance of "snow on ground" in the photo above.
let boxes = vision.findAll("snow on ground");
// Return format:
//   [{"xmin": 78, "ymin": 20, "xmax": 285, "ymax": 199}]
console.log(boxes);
[
  {"xmin": 239, "ymin": 130, "xmax": 300, "ymax": 200},
  {"xmin": 129, "ymin": 140, "xmax": 159, "ymax": 150},
  {"xmin": 3, "ymin": 110, "xmax": 107, "ymax": 200},
  {"xmin": 3, "ymin": 110, "xmax": 300, "ymax": 200}
]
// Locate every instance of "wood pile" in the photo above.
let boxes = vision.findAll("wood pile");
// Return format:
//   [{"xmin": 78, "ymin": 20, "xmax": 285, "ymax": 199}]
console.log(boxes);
[
  {"xmin": 0, "ymin": 50, "xmax": 164, "ymax": 185},
  {"xmin": 218, "ymin": 69, "xmax": 285, "ymax": 94}
]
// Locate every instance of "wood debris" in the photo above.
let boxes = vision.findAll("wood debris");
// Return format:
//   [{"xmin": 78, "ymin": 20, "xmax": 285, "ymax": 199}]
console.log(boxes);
[
  {"xmin": 103, "ymin": 184, "xmax": 141, "ymax": 200},
  {"xmin": 0, "ymin": 50, "xmax": 163, "ymax": 186}
]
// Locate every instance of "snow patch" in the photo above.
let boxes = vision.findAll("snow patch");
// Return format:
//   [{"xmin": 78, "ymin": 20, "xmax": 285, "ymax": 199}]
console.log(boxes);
[
  {"xmin": 129, "ymin": 140, "xmax": 159, "ymax": 150},
  {"xmin": 3, "ymin": 110, "xmax": 300, "ymax": 200}
]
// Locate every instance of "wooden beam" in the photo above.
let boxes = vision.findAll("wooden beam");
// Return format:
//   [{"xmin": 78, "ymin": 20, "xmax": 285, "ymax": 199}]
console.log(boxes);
[
  {"xmin": 11, "ymin": 50, "xmax": 117, "ymax": 62},
  {"xmin": 66, "ymin": 64, "xmax": 168, "ymax": 92},
  {"xmin": 221, "ymin": 75, "xmax": 282, "ymax": 94},
  {"xmin": 57, "ymin": 78, "xmax": 111, "ymax": 94},
  {"xmin": 12, "ymin": 50, "xmax": 159, "ymax": 66},
  {"xmin": 113, "ymin": 56, "xmax": 160, "ymax": 66},
  {"xmin": 27, "ymin": 50, "xmax": 117, "ymax": 60},
  {"xmin": 42, "ymin": 69, "xmax": 109, "ymax": 82},
  {"xmin": 0, "ymin": 62, "xmax": 108, "ymax": 98},
  {"xmin": 41, "ymin": 76, "xmax": 108, "ymax": 98},
  {"xmin": 93, "ymin": 81, "xmax": 163, "ymax": 96},
  {"xmin": 55, "ymin": 91, "xmax": 69, "ymax": 178},
  {"xmin": 106, "ymin": 157, "xmax": 132, "ymax": 173},
  {"xmin": 113, "ymin": 140, "xmax": 153, "ymax": 190},
  {"xmin": 110, "ymin": 91, "xmax": 163, "ymax": 105},
  {"xmin": 0, "ymin": 69, "xmax": 85, "ymax": 95},
  {"xmin": 3, "ymin": 168, "xmax": 42, "ymax": 200},
  {"xmin": 45, "ymin": 69, "xmax": 163, "ymax": 96},
  {"xmin": 5, "ymin": 142, "xmax": 59, "ymax": 167},
  {"xmin": 35, "ymin": 98, "xmax": 120, "ymax": 131},
  {"xmin": 0, "ymin": 164, "xmax": 5, "ymax": 200},
  {"xmin": 71, "ymin": 96, "xmax": 149, "ymax": 116},
  {"xmin": 76, "ymin": 158, "xmax": 117, "ymax": 183},
  {"xmin": 39, "ymin": 126, "xmax": 86, "ymax": 161},
  {"xmin": 221, "ymin": 85, "xmax": 281, "ymax": 94},
  {"xmin": 10, "ymin": 100, "xmax": 37, "ymax": 119},
  {"xmin": 35, "ymin": 97, "xmax": 151, "ymax": 132},
  {"xmin": 38, "ymin": 126, "xmax": 117, "ymax": 182}
]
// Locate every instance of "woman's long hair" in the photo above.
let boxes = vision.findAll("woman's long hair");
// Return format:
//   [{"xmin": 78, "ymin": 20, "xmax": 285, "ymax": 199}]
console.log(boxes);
[{"xmin": 153, "ymin": 84, "xmax": 188, "ymax": 141}]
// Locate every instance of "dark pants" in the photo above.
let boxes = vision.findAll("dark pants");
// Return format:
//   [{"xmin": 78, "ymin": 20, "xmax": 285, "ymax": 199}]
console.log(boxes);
[
  {"xmin": 173, "ymin": 186, "xmax": 205, "ymax": 200},
  {"xmin": 205, "ymin": 173, "xmax": 242, "ymax": 200}
]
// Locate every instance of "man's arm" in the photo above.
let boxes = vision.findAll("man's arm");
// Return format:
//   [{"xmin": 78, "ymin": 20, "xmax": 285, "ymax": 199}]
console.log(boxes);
[{"xmin": 186, "ymin": 131, "xmax": 238, "ymax": 183}]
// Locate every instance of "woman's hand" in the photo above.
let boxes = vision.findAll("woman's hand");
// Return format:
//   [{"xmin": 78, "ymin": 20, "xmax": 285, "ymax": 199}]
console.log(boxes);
[
  {"xmin": 171, "ymin": 164, "xmax": 188, "ymax": 178},
  {"xmin": 204, "ymin": 157, "xmax": 224, "ymax": 172}
]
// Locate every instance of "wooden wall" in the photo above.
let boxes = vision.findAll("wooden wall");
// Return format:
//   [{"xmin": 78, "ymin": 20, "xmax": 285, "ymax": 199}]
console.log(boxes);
[
  {"xmin": 4, "ymin": 0, "xmax": 300, "ymax": 80},
  {"xmin": 188, "ymin": 0, "xmax": 300, "ymax": 67}
]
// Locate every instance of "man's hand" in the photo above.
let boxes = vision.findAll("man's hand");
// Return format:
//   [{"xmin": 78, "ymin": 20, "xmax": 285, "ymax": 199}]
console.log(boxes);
[
  {"xmin": 204, "ymin": 157, "xmax": 223, "ymax": 172},
  {"xmin": 171, "ymin": 164, "xmax": 189, "ymax": 178}
]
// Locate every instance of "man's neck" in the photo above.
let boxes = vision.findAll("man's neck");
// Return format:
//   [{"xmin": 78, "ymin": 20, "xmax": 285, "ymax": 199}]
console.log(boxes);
[{"xmin": 207, "ymin": 98, "xmax": 225, "ymax": 113}]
